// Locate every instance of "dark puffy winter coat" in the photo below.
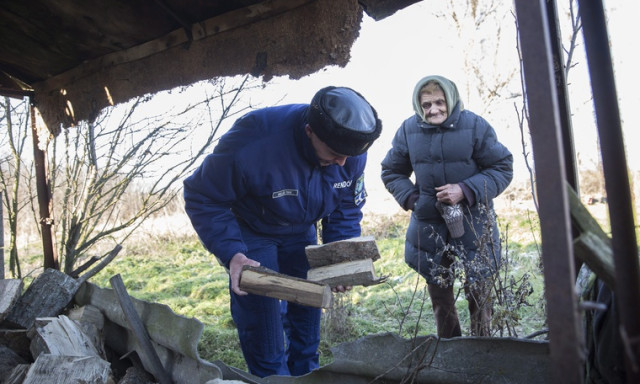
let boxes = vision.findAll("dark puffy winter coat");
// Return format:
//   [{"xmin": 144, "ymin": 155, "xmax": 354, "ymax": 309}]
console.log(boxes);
[{"xmin": 381, "ymin": 80, "xmax": 513, "ymax": 284}]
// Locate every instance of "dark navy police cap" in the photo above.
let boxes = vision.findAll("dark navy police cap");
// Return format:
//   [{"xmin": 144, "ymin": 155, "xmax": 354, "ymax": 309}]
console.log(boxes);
[{"xmin": 308, "ymin": 86, "xmax": 382, "ymax": 156}]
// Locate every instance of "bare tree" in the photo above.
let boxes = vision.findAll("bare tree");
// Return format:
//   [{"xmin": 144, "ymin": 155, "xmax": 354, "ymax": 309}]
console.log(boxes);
[
  {"xmin": 2, "ymin": 76, "xmax": 259, "ymax": 275},
  {"xmin": 0, "ymin": 97, "xmax": 31, "ymax": 278},
  {"xmin": 441, "ymin": 0, "xmax": 518, "ymax": 115},
  {"xmin": 49, "ymin": 76, "xmax": 259, "ymax": 273}
]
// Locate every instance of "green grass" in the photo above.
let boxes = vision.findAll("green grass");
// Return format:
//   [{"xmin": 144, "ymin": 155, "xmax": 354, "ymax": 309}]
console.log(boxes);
[{"xmin": 86, "ymin": 210, "xmax": 547, "ymax": 371}]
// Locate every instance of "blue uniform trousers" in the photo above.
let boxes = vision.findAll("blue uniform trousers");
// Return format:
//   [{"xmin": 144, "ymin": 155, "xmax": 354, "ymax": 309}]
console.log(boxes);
[{"xmin": 230, "ymin": 224, "xmax": 321, "ymax": 378}]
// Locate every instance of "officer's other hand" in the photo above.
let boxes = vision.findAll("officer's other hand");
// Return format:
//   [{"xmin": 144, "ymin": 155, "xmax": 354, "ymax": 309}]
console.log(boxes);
[{"xmin": 229, "ymin": 252, "xmax": 260, "ymax": 296}]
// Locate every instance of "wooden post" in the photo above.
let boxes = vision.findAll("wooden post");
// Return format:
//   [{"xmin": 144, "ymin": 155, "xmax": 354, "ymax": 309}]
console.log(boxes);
[
  {"xmin": 110, "ymin": 274, "xmax": 173, "ymax": 384},
  {"xmin": 514, "ymin": 1, "xmax": 584, "ymax": 382},
  {"xmin": 30, "ymin": 104, "xmax": 58, "ymax": 270},
  {"xmin": 1, "ymin": 192, "xmax": 4, "ymax": 279}
]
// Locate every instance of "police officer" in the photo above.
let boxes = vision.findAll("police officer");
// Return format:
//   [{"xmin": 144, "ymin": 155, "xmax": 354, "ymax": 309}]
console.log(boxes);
[{"xmin": 183, "ymin": 86, "xmax": 382, "ymax": 377}]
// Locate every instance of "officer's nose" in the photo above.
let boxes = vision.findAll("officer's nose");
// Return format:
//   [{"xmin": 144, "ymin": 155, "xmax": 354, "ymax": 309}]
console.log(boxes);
[{"xmin": 334, "ymin": 156, "xmax": 347, "ymax": 166}]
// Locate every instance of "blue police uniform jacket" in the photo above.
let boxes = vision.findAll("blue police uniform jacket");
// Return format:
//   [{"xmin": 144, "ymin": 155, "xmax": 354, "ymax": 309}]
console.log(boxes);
[{"xmin": 183, "ymin": 104, "xmax": 367, "ymax": 267}]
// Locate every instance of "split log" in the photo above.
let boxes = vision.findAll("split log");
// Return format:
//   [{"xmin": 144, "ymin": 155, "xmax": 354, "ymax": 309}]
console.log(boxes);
[
  {"xmin": 3, "ymin": 245, "xmax": 122, "ymax": 331},
  {"xmin": 0, "ymin": 279, "xmax": 23, "ymax": 323},
  {"xmin": 22, "ymin": 354, "xmax": 110, "ymax": 384},
  {"xmin": 0, "ymin": 345, "xmax": 27, "ymax": 380},
  {"xmin": 67, "ymin": 305, "xmax": 105, "ymax": 330},
  {"xmin": 29, "ymin": 315, "xmax": 102, "ymax": 359},
  {"xmin": 4, "ymin": 269, "xmax": 79, "ymax": 330},
  {"xmin": 239, "ymin": 266, "xmax": 333, "ymax": 308},
  {"xmin": 2, "ymin": 364, "xmax": 29, "ymax": 384},
  {"xmin": 119, "ymin": 366, "xmax": 156, "ymax": 384},
  {"xmin": 66, "ymin": 305, "xmax": 106, "ymax": 358},
  {"xmin": 307, "ymin": 258, "xmax": 387, "ymax": 287},
  {"xmin": 0, "ymin": 330, "xmax": 31, "ymax": 361},
  {"xmin": 305, "ymin": 235, "xmax": 380, "ymax": 268}
]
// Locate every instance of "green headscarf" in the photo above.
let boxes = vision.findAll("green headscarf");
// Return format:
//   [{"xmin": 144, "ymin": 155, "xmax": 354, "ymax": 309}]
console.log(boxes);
[{"xmin": 412, "ymin": 75, "xmax": 464, "ymax": 123}]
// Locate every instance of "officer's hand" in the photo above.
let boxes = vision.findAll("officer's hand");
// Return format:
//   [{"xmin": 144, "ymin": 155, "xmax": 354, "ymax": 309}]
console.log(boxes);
[
  {"xmin": 332, "ymin": 285, "xmax": 352, "ymax": 293},
  {"xmin": 229, "ymin": 253, "xmax": 260, "ymax": 296}
]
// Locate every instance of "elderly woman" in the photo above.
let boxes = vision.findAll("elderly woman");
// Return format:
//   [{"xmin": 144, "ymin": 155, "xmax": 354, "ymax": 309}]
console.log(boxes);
[{"xmin": 381, "ymin": 75, "xmax": 513, "ymax": 337}]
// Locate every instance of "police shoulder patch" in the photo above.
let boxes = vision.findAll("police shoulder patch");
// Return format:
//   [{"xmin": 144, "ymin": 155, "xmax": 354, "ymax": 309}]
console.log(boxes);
[{"xmin": 354, "ymin": 174, "xmax": 367, "ymax": 206}]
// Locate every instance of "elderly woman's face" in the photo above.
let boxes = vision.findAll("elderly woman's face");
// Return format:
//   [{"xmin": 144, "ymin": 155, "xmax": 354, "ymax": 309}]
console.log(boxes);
[{"xmin": 420, "ymin": 89, "xmax": 448, "ymax": 125}]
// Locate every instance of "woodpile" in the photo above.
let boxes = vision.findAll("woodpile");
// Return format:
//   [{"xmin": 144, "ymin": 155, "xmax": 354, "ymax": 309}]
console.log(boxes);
[
  {"xmin": 0, "ymin": 269, "xmax": 154, "ymax": 383},
  {"xmin": 0, "ymin": 266, "xmax": 236, "ymax": 384}
]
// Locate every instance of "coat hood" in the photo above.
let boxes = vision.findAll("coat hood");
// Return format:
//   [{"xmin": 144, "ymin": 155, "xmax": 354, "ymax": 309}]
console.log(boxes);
[{"xmin": 412, "ymin": 75, "xmax": 464, "ymax": 123}]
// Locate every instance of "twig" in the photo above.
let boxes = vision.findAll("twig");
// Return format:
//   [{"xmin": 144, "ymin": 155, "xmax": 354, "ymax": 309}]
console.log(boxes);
[
  {"xmin": 77, "ymin": 244, "xmax": 122, "ymax": 285},
  {"xmin": 368, "ymin": 336, "xmax": 437, "ymax": 384},
  {"xmin": 69, "ymin": 255, "xmax": 99, "ymax": 278},
  {"xmin": 525, "ymin": 329, "xmax": 549, "ymax": 339}
]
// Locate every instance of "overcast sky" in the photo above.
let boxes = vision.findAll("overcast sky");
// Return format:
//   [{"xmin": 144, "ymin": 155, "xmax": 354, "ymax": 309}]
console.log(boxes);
[
  {"xmin": 232, "ymin": 0, "xmax": 636, "ymax": 214},
  {"xmin": 164, "ymin": 0, "xmax": 637, "ymax": 215}
]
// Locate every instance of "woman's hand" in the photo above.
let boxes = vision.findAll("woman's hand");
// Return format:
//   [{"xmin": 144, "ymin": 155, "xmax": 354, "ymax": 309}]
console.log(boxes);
[{"xmin": 435, "ymin": 184, "xmax": 463, "ymax": 205}]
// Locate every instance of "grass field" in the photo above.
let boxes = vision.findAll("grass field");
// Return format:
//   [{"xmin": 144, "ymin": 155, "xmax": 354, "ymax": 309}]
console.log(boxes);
[{"xmin": 85, "ymin": 204, "xmax": 549, "ymax": 371}]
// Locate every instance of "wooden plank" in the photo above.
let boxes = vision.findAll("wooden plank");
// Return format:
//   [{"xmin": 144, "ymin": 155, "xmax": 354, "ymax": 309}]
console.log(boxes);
[
  {"xmin": 4, "ymin": 269, "xmax": 80, "ymax": 330},
  {"xmin": 305, "ymin": 236, "xmax": 380, "ymax": 268},
  {"xmin": 574, "ymin": 232, "xmax": 616, "ymax": 290},
  {"xmin": 307, "ymin": 258, "xmax": 386, "ymax": 287},
  {"xmin": 0, "ymin": 197, "xmax": 3, "ymax": 279},
  {"xmin": 0, "ymin": 279, "xmax": 23, "ymax": 322},
  {"xmin": 22, "ymin": 354, "xmax": 110, "ymax": 384},
  {"xmin": 44, "ymin": 0, "xmax": 315, "ymax": 91},
  {"xmin": 239, "ymin": 266, "xmax": 333, "ymax": 309},
  {"xmin": 102, "ymin": 0, "xmax": 313, "ymax": 67},
  {"xmin": 567, "ymin": 184, "xmax": 610, "ymax": 240},
  {"xmin": 567, "ymin": 185, "xmax": 616, "ymax": 289},
  {"xmin": 110, "ymin": 274, "xmax": 172, "ymax": 384}
]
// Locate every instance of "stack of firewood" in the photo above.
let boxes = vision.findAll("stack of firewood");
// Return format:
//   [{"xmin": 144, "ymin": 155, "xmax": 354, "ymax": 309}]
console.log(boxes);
[
  {"xmin": 239, "ymin": 236, "xmax": 385, "ymax": 309},
  {"xmin": 0, "ymin": 269, "xmax": 159, "ymax": 383},
  {"xmin": 0, "ymin": 268, "xmax": 242, "ymax": 384}
]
